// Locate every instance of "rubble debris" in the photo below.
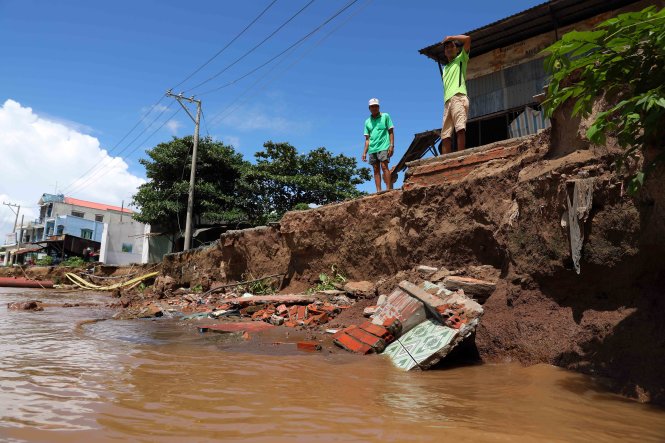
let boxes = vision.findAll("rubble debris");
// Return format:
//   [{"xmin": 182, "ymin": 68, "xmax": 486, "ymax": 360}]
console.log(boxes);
[
  {"xmin": 382, "ymin": 320, "xmax": 458, "ymax": 370},
  {"xmin": 297, "ymin": 341, "xmax": 322, "ymax": 351},
  {"xmin": 363, "ymin": 306, "xmax": 378, "ymax": 317},
  {"xmin": 199, "ymin": 322, "xmax": 274, "ymax": 334},
  {"xmin": 222, "ymin": 294, "xmax": 316, "ymax": 308},
  {"xmin": 416, "ymin": 265, "xmax": 438, "ymax": 276},
  {"xmin": 7, "ymin": 300, "xmax": 44, "ymax": 311},
  {"xmin": 332, "ymin": 321, "xmax": 395, "ymax": 354},
  {"xmin": 441, "ymin": 276, "xmax": 496, "ymax": 303},
  {"xmin": 371, "ymin": 288, "xmax": 426, "ymax": 334},
  {"xmin": 342, "ymin": 281, "xmax": 376, "ymax": 298}
]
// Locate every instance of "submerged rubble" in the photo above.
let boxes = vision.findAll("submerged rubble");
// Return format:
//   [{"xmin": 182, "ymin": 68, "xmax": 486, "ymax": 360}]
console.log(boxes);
[{"xmin": 332, "ymin": 275, "xmax": 486, "ymax": 370}]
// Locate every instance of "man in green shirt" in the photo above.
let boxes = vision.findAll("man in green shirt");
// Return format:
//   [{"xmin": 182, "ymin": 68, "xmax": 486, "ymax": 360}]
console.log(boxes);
[
  {"xmin": 440, "ymin": 34, "xmax": 471, "ymax": 154},
  {"xmin": 362, "ymin": 98, "xmax": 395, "ymax": 192}
]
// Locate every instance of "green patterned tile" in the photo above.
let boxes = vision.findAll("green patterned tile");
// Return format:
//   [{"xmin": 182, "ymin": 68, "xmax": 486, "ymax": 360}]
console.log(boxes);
[{"xmin": 383, "ymin": 319, "xmax": 457, "ymax": 370}]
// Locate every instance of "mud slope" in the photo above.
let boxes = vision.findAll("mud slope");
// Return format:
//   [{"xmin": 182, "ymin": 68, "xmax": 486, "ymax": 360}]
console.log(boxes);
[{"xmin": 161, "ymin": 123, "xmax": 665, "ymax": 404}]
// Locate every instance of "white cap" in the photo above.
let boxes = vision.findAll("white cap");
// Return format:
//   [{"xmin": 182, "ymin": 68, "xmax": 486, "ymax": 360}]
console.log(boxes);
[{"xmin": 368, "ymin": 98, "xmax": 380, "ymax": 106}]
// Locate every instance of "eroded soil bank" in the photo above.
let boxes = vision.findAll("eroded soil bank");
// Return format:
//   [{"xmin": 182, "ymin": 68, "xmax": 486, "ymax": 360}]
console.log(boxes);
[
  {"xmin": 156, "ymin": 124, "xmax": 665, "ymax": 405},
  {"xmin": 6, "ymin": 115, "xmax": 664, "ymax": 406}
]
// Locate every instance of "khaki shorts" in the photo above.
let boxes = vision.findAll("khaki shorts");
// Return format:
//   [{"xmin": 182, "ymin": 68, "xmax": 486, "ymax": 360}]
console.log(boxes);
[
  {"xmin": 368, "ymin": 150, "xmax": 389, "ymax": 165},
  {"xmin": 441, "ymin": 94, "xmax": 469, "ymax": 139}
]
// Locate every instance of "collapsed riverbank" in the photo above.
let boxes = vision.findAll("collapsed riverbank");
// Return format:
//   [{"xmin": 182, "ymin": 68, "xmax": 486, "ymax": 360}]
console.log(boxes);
[{"xmin": 5, "ymin": 107, "xmax": 665, "ymax": 405}]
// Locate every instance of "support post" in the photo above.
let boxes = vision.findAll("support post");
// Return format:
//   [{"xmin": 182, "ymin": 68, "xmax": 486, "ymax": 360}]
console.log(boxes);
[{"xmin": 166, "ymin": 90, "xmax": 202, "ymax": 251}]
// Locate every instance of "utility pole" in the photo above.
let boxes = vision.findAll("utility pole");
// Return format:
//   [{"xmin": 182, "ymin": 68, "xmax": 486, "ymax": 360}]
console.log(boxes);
[
  {"xmin": 2, "ymin": 202, "xmax": 21, "ymax": 233},
  {"xmin": 166, "ymin": 90, "xmax": 201, "ymax": 251}
]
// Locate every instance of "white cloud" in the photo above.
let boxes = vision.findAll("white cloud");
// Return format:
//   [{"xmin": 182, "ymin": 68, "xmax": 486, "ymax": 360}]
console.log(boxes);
[
  {"xmin": 220, "ymin": 105, "xmax": 311, "ymax": 134},
  {"xmin": 0, "ymin": 99, "xmax": 146, "ymax": 237},
  {"xmin": 165, "ymin": 119, "xmax": 182, "ymax": 135}
]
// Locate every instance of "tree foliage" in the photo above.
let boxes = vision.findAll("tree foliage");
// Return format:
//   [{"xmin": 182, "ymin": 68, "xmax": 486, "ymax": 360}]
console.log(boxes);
[
  {"xmin": 131, "ymin": 136, "xmax": 251, "ymax": 230},
  {"xmin": 542, "ymin": 6, "xmax": 665, "ymax": 192},
  {"xmin": 132, "ymin": 138, "xmax": 371, "ymax": 229},
  {"xmin": 244, "ymin": 141, "xmax": 371, "ymax": 221}
]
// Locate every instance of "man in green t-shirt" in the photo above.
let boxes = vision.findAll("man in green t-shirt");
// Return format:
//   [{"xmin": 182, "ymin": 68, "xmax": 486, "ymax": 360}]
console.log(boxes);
[
  {"xmin": 440, "ymin": 34, "xmax": 471, "ymax": 154},
  {"xmin": 362, "ymin": 98, "xmax": 394, "ymax": 192}
]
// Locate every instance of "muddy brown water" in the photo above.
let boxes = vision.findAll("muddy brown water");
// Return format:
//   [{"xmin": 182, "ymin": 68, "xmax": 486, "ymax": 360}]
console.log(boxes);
[{"xmin": 1, "ymin": 288, "xmax": 665, "ymax": 443}]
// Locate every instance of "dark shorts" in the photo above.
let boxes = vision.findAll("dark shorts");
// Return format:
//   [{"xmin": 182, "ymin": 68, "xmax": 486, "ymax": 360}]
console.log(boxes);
[{"xmin": 369, "ymin": 150, "xmax": 389, "ymax": 165}]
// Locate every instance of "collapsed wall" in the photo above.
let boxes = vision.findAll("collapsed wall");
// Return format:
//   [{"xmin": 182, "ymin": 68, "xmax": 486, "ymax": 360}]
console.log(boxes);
[{"xmin": 161, "ymin": 113, "xmax": 665, "ymax": 404}]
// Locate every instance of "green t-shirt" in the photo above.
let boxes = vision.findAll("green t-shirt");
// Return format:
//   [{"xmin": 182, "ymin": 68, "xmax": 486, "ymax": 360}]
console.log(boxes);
[
  {"xmin": 364, "ymin": 112, "xmax": 394, "ymax": 154},
  {"xmin": 442, "ymin": 49, "xmax": 469, "ymax": 103}
]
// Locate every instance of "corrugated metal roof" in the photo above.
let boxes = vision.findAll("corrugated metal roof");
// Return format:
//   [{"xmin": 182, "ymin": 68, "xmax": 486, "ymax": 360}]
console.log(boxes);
[
  {"xmin": 393, "ymin": 129, "xmax": 441, "ymax": 174},
  {"xmin": 419, "ymin": 0, "xmax": 641, "ymax": 63}
]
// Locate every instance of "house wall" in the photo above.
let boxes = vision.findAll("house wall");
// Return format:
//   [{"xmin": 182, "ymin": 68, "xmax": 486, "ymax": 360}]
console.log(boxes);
[
  {"xmin": 56, "ymin": 215, "xmax": 104, "ymax": 242},
  {"xmin": 99, "ymin": 221, "xmax": 146, "ymax": 265}
]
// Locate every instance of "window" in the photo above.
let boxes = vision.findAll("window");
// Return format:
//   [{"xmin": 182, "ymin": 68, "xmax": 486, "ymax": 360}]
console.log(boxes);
[
  {"xmin": 71, "ymin": 210, "xmax": 84, "ymax": 218},
  {"xmin": 121, "ymin": 243, "xmax": 133, "ymax": 253},
  {"xmin": 81, "ymin": 229, "xmax": 93, "ymax": 240},
  {"xmin": 56, "ymin": 225, "xmax": 64, "ymax": 235},
  {"xmin": 95, "ymin": 214, "xmax": 104, "ymax": 222}
]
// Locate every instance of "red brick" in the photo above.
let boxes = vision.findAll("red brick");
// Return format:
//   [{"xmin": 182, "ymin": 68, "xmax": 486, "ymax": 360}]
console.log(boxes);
[
  {"xmin": 360, "ymin": 321, "xmax": 392, "ymax": 340},
  {"xmin": 333, "ymin": 333, "xmax": 373, "ymax": 354},
  {"xmin": 284, "ymin": 321, "xmax": 297, "ymax": 328},
  {"xmin": 297, "ymin": 305, "xmax": 307, "ymax": 321},
  {"xmin": 347, "ymin": 327, "xmax": 386, "ymax": 352},
  {"xmin": 297, "ymin": 341, "xmax": 322, "ymax": 351}
]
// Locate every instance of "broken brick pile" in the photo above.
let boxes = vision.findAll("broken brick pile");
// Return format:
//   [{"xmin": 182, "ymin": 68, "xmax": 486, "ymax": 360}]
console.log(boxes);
[
  {"xmin": 332, "ymin": 318, "xmax": 402, "ymax": 354},
  {"xmin": 250, "ymin": 302, "xmax": 341, "ymax": 327},
  {"xmin": 332, "ymin": 270, "xmax": 492, "ymax": 371}
]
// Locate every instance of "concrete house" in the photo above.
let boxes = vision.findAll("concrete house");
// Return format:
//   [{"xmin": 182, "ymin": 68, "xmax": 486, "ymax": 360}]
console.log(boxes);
[
  {"xmin": 3, "ymin": 194, "xmax": 155, "ymax": 266},
  {"xmin": 394, "ymin": 0, "xmax": 657, "ymax": 175}
]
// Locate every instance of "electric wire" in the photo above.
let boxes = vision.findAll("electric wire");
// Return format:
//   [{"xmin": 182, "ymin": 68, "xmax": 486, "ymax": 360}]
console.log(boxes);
[
  {"xmin": 194, "ymin": 0, "xmax": 359, "ymax": 97},
  {"xmin": 64, "ymin": 106, "xmax": 182, "ymax": 198},
  {"xmin": 62, "ymin": 101, "xmax": 177, "ymax": 196},
  {"xmin": 184, "ymin": 0, "xmax": 316, "ymax": 93},
  {"xmin": 59, "ymin": 1, "xmax": 280, "ymax": 196},
  {"xmin": 171, "ymin": 0, "xmax": 278, "ymax": 91},
  {"xmin": 207, "ymin": 0, "xmax": 369, "ymax": 127}
]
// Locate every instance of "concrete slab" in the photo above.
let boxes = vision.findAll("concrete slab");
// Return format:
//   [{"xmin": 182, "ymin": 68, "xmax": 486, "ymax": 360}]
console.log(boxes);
[{"xmin": 383, "ymin": 319, "xmax": 457, "ymax": 370}]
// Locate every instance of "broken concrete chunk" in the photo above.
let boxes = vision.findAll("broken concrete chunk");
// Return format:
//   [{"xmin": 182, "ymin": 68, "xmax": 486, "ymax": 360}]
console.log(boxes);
[
  {"xmin": 371, "ymin": 288, "xmax": 426, "ymax": 334},
  {"xmin": 331, "ymin": 294, "xmax": 353, "ymax": 306},
  {"xmin": 416, "ymin": 265, "xmax": 438, "ymax": 276},
  {"xmin": 343, "ymin": 281, "xmax": 376, "ymax": 298},
  {"xmin": 383, "ymin": 320, "xmax": 459, "ymax": 370},
  {"xmin": 442, "ymin": 276, "xmax": 496, "ymax": 304},
  {"xmin": 7, "ymin": 301, "xmax": 44, "ymax": 311},
  {"xmin": 363, "ymin": 306, "xmax": 378, "ymax": 317}
]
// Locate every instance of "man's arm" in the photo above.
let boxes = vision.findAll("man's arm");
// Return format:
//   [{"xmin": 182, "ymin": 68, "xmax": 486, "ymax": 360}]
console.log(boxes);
[
  {"xmin": 362, "ymin": 135, "xmax": 369, "ymax": 162},
  {"xmin": 388, "ymin": 128, "xmax": 394, "ymax": 158},
  {"xmin": 443, "ymin": 34, "xmax": 471, "ymax": 53}
]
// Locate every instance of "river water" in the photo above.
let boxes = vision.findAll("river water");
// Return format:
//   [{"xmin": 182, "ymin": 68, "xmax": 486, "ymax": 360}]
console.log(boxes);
[{"xmin": 1, "ymin": 288, "xmax": 664, "ymax": 443}]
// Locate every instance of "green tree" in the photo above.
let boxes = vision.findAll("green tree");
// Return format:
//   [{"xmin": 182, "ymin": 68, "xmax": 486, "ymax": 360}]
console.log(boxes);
[
  {"xmin": 245, "ymin": 141, "xmax": 371, "ymax": 221},
  {"xmin": 542, "ymin": 6, "xmax": 665, "ymax": 192},
  {"xmin": 132, "ymin": 136, "xmax": 251, "ymax": 231}
]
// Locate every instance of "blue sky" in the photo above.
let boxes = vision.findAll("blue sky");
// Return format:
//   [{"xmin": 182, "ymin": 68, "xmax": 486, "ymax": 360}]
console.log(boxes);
[{"xmin": 0, "ymin": 0, "xmax": 542, "ymax": 199}]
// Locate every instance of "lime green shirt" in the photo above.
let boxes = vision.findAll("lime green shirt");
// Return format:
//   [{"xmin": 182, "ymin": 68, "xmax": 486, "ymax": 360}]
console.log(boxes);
[
  {"xmin": 364, "ymin": 113, "xmax": 394, "ymax": 154},
  {"xmin": 442, "ymin": 49, "xmax": 469, "ymax": 103}
]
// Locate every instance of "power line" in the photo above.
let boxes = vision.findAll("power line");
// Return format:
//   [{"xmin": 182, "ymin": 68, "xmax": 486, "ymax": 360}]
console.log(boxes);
[
  {"xmin": 206, "ymin": 0, "xmax": 368, "ymax": 126},
  {"xmin": 184, "ymin": 0, "xmax": 317, "ymax": 93},
  {"xmin": 171, "ymin": 0, "xmax": 278, "ymax": 91},
  {"xmin": 58, "ymin": 96, "xmax": 167, "ymax": 195},
  {"xmin": 59, "ymin": 2, "xmax": 280, "ymax": 196},
  {"xmin": 60, "ymin": 101, "xmax": 176, "ymax": 196},
  {"xmin": 64, "ymin": 106, "xmax": 182, "ymax": 197},
  {"xmin": 195, "ymin": 0, "xmax": 359, "ymax": 97}
]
